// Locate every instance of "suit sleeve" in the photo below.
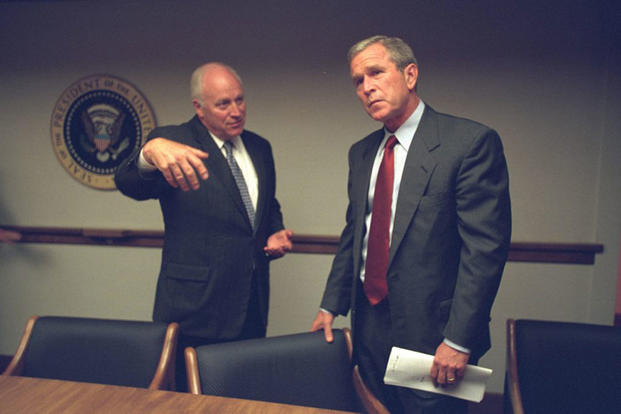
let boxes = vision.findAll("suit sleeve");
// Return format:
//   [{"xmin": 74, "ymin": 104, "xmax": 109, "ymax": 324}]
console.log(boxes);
[
  {"xmin": 114, "ymin": 127, "xmax": 182, "ymax": 200},
  {"xmin": 267, "ymin": 199, "xmax": 285, "ymax": 234},
  {"xmin": 263, "ymin": 141, "xmax": 285, "ymax": 236},
  {"xmin": 319, "ymin": 148, "xmax": 357, "ymax": 316},
  {"xmin": 443, "ymin": 128, "xmax": 511, "ymax": 350}
]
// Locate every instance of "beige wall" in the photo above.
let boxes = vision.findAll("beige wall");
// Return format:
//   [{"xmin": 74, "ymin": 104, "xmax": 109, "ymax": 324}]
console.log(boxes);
[{"xmin": 1, "ymin": 0, "xmax": 619, "ymax": 393}]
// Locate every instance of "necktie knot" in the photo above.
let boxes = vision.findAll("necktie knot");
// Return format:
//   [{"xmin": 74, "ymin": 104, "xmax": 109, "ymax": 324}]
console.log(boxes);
[
  {"xmin": 224, "ymin": 140, "xmax": 234, "ymax": 156},
  {"xmin": 386, "ymin": 135, "xmax": 398, "ymax": 150}
]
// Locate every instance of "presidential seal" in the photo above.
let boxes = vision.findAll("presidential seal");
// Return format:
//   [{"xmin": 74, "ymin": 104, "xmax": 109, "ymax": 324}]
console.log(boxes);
[{"xmin": 51, "ymin": 74, "xmax": 156, "ymax": 190}]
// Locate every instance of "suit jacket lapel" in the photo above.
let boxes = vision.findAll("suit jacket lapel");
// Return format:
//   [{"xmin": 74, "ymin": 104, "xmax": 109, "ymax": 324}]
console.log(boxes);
[
  {"xmin": 389, "ymin": 107, "xmax": 439, "ymax": 264},
  {"xmin": 242, "ymin": 132, "xmax": 265, "ymax": 234}
]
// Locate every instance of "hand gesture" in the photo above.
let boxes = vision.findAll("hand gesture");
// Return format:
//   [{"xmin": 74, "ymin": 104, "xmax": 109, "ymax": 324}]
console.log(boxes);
[
  {"xmin": 264, "ymin": 229, "xmax": 293, "ymax": 258},
  {"xmin": 142, "ymin": 138, "xmax": 209, "ymax": 191}
]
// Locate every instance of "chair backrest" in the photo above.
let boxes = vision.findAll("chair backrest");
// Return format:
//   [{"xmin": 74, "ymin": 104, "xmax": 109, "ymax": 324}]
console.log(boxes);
[
  {"xmin": 505, "ymin": 318, "xmax": 621, "ymax": 414},
  {"xmin": 185, "ymin": 329, "xmax": 359, "ymax": 411},
  {"xmin": 2, "ymin": 315, "xmax": 178, "ymax": 390}
]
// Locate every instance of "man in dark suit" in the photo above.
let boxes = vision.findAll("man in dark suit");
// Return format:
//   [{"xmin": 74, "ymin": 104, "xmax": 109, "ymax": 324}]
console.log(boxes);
[
  {"xmin": 115, "ymin": 62, "xmax": 292, "ymax": 389},
  {"xmin": 311, "ymin": 36, "xmax": 511, "ymax": 413}
]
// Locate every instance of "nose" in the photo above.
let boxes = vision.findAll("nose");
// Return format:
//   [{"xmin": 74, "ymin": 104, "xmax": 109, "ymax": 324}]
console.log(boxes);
[
  {"xmin": 362, "ymin": 76, "xmax": 374, "ymax": 95},
  {"xmin": 230, "ymin": 102, "xmax": 242, "ymax": 117}
]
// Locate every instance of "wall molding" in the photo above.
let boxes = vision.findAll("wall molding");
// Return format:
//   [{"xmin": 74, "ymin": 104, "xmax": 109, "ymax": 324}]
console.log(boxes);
[{"xmin": 2, "ymin": 225, "xmax": 603, "ymax": 265}]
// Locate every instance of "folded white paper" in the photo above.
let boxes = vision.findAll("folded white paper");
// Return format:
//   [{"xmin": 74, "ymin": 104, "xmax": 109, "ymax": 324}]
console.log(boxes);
[{"xmin": 383, "ymin": 346, "xmax": 492, "ymax": 403}]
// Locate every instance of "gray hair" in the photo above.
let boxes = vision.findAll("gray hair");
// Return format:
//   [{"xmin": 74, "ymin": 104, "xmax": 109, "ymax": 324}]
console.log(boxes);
[
  {"xmin": 190, "ymin": 62, "xmax": 243, "ymax": 103},
  {"xmin": 348, "ymin": 35, "xmax": 418, "ymax": 70}
]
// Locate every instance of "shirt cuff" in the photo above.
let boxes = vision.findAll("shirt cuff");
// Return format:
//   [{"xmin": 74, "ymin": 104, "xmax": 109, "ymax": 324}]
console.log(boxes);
[
  {"xmin": 137, "ymin": 148, "xmax": 157, "ymax": 172},
  {"xmin": 443, "ymin": 338, "xmax": 471, "ymax": 354},
  {"xmin": 319, "ymin": 308, "xmax": 334, "ymax": 316}
]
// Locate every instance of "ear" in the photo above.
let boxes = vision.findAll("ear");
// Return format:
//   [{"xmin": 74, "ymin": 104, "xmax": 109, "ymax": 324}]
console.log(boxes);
[
  {"xmin": 403, "ymin": 63, "xmax": 418, "ymax": 91},
  {"xmin": 192, "ymin": 99, "xmax": 203, "ymax": 116}
]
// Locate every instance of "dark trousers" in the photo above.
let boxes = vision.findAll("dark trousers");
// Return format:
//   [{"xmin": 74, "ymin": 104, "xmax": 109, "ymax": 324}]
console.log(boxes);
[
  {"xmin": 174, "ymin": 273, "xmax": 266, "ymax": 392},
  {"xmin": 354, "ymin": 283, "xmax": 468, "ymax": 414}
]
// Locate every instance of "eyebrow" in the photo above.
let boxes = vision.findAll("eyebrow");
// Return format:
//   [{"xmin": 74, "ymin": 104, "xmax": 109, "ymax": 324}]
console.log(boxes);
[
  {"xmin": 351, "ymin": 63, "xmax": 385, "ymax": 81},
  {"xmin": 366, "ymin": 64, "xmax": 385, "ymax": 73}
]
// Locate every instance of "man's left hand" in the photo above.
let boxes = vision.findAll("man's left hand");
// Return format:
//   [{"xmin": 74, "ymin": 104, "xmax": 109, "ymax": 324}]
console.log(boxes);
[
  {"xmin": 264, "ymin": 229, "xmax": 293, "ymax": 258},
  {"xmin": 430, "ymin": 342, "xmax": 470, "ymax": 387}
]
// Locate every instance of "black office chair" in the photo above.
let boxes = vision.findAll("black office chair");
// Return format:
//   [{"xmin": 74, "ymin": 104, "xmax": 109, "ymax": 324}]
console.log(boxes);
[
  {"xmin": 2, "ymin": 315, "xmax": 178, "ymax": 390},
  {"xmin": 185, "ymin": 329, "xmax": 360, "ymax": 411},
  {"xmin": 504, "ymin": 318, "xmax": 621, "ymax": 414}
]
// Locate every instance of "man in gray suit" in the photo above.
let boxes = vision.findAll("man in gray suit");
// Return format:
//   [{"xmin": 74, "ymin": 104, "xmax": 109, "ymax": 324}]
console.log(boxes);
[
  {"xmin": 115, "ymin": 62, "xmax": 292, "ymax": 389},
  {"xmin": 311, "ymin": 36, "xmax": 511, "ymax": 413}
]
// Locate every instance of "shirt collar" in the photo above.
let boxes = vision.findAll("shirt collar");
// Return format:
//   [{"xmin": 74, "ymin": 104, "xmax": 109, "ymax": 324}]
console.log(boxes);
[
  {"xmin": 209, "ymin": 131, "xmax": 242, "ymax": 150},
  {"xmin": 383, "ymin": 100, "xmax": 425, "ymax": 151}
]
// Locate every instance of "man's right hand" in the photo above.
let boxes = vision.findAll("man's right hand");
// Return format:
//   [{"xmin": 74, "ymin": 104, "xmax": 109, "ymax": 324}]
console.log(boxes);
[
  {"xmin": 310, "ymin": 310, "xmax": 335, "ymax": 343},
  {"xmin": 142, "ymin": 138, "xmax": 209, "ymax": 191}
]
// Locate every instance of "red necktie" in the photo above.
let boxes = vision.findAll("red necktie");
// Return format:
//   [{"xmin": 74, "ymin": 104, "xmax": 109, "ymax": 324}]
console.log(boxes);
[{"xmin": 364, "ymin": 135, "xmax": 398, "ymax": 305}]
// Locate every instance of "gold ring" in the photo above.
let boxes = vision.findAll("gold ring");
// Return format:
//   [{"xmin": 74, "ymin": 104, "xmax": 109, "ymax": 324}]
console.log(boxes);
[{"xmin": 447, "ymin": 377, "xmax": 456, "ymax": 383}]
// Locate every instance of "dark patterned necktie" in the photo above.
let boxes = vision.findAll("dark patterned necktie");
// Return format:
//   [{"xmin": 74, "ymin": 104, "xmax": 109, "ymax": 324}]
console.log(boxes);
[
  {"xmin": 224, "ymin": 141, "xmax": 255, "ymax": 229},
  {"xmin": 364, "ymin": 135, "xmax": 398, "ymax": 305}
]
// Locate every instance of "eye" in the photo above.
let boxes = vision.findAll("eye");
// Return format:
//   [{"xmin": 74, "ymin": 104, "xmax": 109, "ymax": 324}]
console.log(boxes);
[
  {"xmin": 235, "ymin": 96, "xmax": 244, "ymax": 105},
  {"xmin": 216, "ymin": 100, "xmax": 230, "ymax": 109}
]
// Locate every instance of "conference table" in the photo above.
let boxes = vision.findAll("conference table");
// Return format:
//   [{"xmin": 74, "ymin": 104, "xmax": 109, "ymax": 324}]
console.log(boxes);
[{"xmin": 0, "ymin": 375, "xmax": 356, "ymax": 413}]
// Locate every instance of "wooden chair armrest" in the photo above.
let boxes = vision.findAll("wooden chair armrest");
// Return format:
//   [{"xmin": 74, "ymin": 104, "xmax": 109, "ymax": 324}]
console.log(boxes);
[
  {"xmin": 352, "ymin": 364, "xmax": 390, "ymax": 414},
  {"xmin": 148, "ymin": 322, "xmax": 179, "ymax": 390},
  {"xmin": 2, "ymin": 316, "xmax": 38, "ymax": 376},
  {"xmin": 184, "ymin": 347, "xmax": 202, "ymax": 395},
  {"xmin": 506, "ymin": 319, "xmax": 525, "ymax": 414}
]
